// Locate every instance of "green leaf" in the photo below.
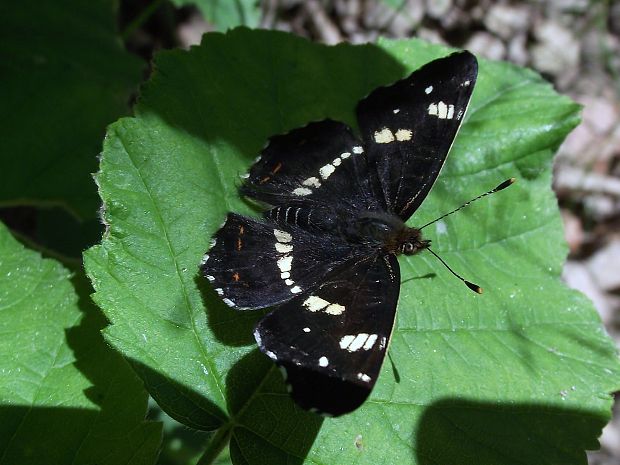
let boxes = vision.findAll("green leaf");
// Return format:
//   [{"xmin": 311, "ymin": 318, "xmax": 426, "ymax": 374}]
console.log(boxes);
[
  {"xmin": 0, "ymin": 222, "xmax": 161, "ymax": 464},
  {"xmin": 83, "ymin": 29, "xmax": 620, "ymax": 465},
  {"xmin": 0, "ymin": 0, "xmax": 142, "ymax": 219},
  {"xmin": 173, "ymin": 0, "xmax": 261, "ymax": 30}
]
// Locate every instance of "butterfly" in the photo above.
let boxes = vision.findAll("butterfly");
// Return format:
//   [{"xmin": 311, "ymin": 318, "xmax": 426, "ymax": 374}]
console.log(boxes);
[{"xmin": 202, "ymin": 51, "xmax": 478, "ymax": 416}]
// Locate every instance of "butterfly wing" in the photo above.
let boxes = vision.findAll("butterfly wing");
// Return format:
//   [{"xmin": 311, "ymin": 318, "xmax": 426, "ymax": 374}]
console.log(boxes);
[
  {"xmin": 356, "ymin": 51, "xmax": 478, "ymax": 221},
  {"xmin": 241, "ymin": 120, "xmax": 383, "ymax": 212},
  {"xmin": 201, "ymin": 213, "xmax": 360, "ymax": 310},
  {"xmin": 254, "ymin": 253, "xmax": 400, "ymax": 416}
]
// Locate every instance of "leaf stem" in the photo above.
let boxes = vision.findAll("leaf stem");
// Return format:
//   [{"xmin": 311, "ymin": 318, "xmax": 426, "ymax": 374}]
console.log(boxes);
[
  {"xmin": 197, "ymin": 423, "xmax": 233, "ymax": 465},
  {"xmin": 121, "ymin": 0, "xmax": 166, "ymax": 41}
]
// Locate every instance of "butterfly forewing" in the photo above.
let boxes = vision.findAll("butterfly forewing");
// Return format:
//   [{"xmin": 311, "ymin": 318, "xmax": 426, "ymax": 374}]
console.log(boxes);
[
  {"xmin": 356, "ymin": 51, "xmax": 478, "ymax": 220},
  {"xmin": 241, "ymin": 120, "xmax": 383, "ymax": 212},
  {"xmin": 202, "ymin": 213, "xmax": 359, "ymax": 310},
  {"xmin": 255, "ymin": 254, "xmax": 400, "ymax": 416}
]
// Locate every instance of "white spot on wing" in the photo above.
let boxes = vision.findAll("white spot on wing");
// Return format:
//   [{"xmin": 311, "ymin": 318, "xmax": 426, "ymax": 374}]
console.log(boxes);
[
  {"xmin": 277, "ymin": 256, "xmax": 292, "ymax": 272},
  {"xmin": 318, "ymin": 356, "xmax": 329, "ymax": 367},
  {"xmin": 266, "ymin": 350, "xmax": 277, "ymax": 360},
  {"xmin": 303, "ymin": 295, "xmax": 344, "ymax": 314},
  {"xmin": 293, "ymin": 187, "xmax": 312, "ymax": 196},
  {"xmin": 437, "ymin": 101, "xmax": 448, "ymax": 119},
  {"xmin": 215, "ymin": 288, "xmax": 224, "ymax": 296},
  {"xmin": 392, "ymin": 108, "xmax": 400, "ymax": 114},
  {"xmin": 222, "ymin": 298, "xmax": 235, "ymax": 307},
  {"xmin": 303, "ymin": 295, "xmax": 330, "ymax": 312},
  {"xmin": 325, "ymin": 303, "xmax": 345, "ymax": 315},
  {"xmin": 302, "ymin": 177, "xmax": 321, "ymax": 188},
  {"xmin": 340, "ymin": 152, "xmax": 351, "ymax": 159},
  {"xmin": 339, "ymin": 335, "xmax": 355, "ymax": 349},
  {"xmin": 275, "ymin": 243, "xmax": 293, "ymax": 253},
  {"xmin": 290, "ymin": 285, "xmax": 302, "ymax": 294},
  {"xmin": 348, "ymin": 333, "xmax": 370, "ymax": 351},
  {"xmin": 395, "ymin": 129, "xmax": 412, "ymax": 141},
  {"xmin": 357, "ymin": 373, "xmax": 371, "ymax": 382},
  {"xmin": 463, "ymin": 80, "xmax": 471, "ymax": 86},
  {"xmin": 319, "ymin": 163, "xmax": 336, "ymax": 180},
  {"xmin": 332, "ymin": 157, "xmax": 342, "ymax": 166},
  {"xmin": 303, "ymin": 327, "xmax": 311, "ymax": 333},
  {"xmin": 253, "ymin": 329, "xmax": 262, "ymax": 346},
  {"xmin": 340, "ymin": 333, "xmax": 378, "ymax": 352},
  {"xmin": 274, "ymin": 230, "xmax": 292, "ymax": 243},
  {"xmin": 352, "ymin": 146, "xmax": 364, "ymax": 154},
  {"xmin": 363, "ymin": 334, "xmax": 378, "ymax": 350},
  {"xmin": 206, "ymin": 274, "xmax": 215, "ymax": 282},
  {"xmin": 429, "ymin": 101, "xmax": 454, "ymax": 119},
  {"xmin": 285, "ymin": 279, "xmax": 294, "ymax": 286},
  {"xmin": 280, "ymin": 271, "xmax": 290, "ymax": 279},
  {"xmin": 373, "ymin": 127, "xmax": 394, "ymax": 144},
  {"xmin": 425, "ymin": 85, "xmax": 433, "ymax": 94}
]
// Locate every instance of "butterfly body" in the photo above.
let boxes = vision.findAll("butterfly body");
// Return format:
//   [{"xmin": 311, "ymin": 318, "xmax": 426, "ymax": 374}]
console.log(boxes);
[
  {"xmin": 266, "ymin": 203, "xmax": 427, "ymax": 255},
  {"xmin": 202, "ymin": 51, "xmax": 478, "ymax": 416}
]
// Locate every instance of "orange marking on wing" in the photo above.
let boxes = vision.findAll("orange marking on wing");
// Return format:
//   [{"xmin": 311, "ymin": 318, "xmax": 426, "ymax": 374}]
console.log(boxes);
[
  {"xmin": 236, "ymin": 237, "xmax": 242, "ymax": 251},
  {"xmin": 259, "ymin": 176, "xmax": 270, "ymax": 184},
  {"xmin": 239, "ymin": 225, "xmax": 244, "ymax": 235},
  {"xmin": 271, "ymin": 162, "xmax": 282, "ymax": 174},
  {"xmin": 232, "ymin": 272, "xmax": 240, "ymax": 282}
]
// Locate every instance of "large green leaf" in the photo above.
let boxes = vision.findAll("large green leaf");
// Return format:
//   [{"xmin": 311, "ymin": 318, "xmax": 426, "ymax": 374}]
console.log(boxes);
[
  {"xmin": 0, "ymin": 0, "xmax": 142, "ymax": 219},
  {"xmin": 0, "ymin": 222, "xmax": 161, "ymax": 464},
  {"xmin": 173, "ymin": 0, "xmax": 261, "ymax": 30},
  {"xmin": 83, "ymin": 29, "xmax": 620, "ymax": 464}
]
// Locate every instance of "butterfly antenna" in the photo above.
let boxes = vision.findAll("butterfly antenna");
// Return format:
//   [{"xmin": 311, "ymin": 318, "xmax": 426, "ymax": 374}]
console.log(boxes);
[
  {"xmin": 427, "ymin": 247, "xmax": 483, "ymax": 294},
  {"xmin": 419, "ymin": 178, "xmax": 515, "ymax": 230}
]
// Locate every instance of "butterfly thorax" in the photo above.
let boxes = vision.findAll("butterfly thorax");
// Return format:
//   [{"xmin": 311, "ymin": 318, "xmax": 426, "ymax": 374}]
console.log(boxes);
[{"xmin": 342, "ymin": 210, "xmax": 430, "ymax": 256}]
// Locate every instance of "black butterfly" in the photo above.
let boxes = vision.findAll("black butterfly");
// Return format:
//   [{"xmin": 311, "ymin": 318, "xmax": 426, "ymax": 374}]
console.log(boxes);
[{"xmin": 202, "ymin": 51, "xmax": 478, "ymax": 416}]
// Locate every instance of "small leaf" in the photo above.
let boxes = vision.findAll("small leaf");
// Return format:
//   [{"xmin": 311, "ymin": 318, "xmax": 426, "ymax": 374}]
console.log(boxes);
[
  {"xmin": 0, "ymin": 0, "xmax": 142, "ymax": 219},
  {"xmin": 84, "ymin": 29, "xmax": 620, "ymax": 464},
  {"xmin": 0, "ymin": 222, "xmax": 161, "ymax": 464}
]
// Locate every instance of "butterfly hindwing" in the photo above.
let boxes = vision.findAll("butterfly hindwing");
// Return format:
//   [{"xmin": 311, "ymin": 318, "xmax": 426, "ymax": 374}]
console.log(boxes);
[
  {"xmin": 201, "ymin": 213, "xmax": 359, "ymax": 310},
  {"xmin": 254, "ymin": 254, "xmax": 400, "ymax": 416},
  {"xmin": 241, "ymin": 120, "xmax": 382, "ymax": 212},
  {"xmin": 356, "ymin": 51, "xmax": 478, "ymax": 220}
]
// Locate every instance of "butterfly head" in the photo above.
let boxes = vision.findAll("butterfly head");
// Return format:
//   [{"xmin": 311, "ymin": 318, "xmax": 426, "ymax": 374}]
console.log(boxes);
[{"xmin": 397, "ymin": 227, "xmax": 430, "ymax": 256}]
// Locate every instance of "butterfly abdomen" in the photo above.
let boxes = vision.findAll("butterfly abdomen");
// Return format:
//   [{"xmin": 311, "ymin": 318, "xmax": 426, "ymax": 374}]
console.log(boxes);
[{"xmin": 264, "ymin": 205, "xmax": 340, "ymax": 233}]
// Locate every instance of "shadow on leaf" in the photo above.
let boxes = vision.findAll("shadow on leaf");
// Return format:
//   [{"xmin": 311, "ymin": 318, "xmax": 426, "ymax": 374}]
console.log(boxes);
[
  {"xmin": 226, "ymin": 349, "xmax": 324, "ymax": 464},
  {"xmin": 195, "ymin": 274, "xmax": 264, "ymax": 347},
  {"xmin": 130, "ymin": 360, "xmax": 227, "ymax": 431},
  {"xmin": 0, "ymin": 272, "xmax": 161, "ymax": 464},
  {"xmin": 415, "ymin": 398, "xmax": 605, "ymax": 465},
  {"xmin": 141, "ymin": 28, "xmax": 406, "ymax": 160}
]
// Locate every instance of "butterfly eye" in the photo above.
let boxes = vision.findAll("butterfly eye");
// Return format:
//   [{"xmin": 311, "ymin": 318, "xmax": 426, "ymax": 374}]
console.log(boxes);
[{"xmin": 402, "ymin": 242, "xmax": 415, "ymax": 254}]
